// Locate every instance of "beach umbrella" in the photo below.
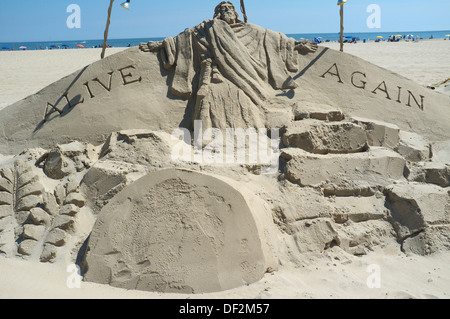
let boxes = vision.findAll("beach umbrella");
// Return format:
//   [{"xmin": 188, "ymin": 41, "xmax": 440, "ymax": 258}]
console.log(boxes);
[
  {"xmin": 76, "ymin": 44, "xmax": 84, "ymax": 48},
  {"xmin": 101, "ymin": 0, "xmax": 131, "ymax": 59},
  {"xmin": 376, "ymin": 36, "xmax": 383, "ymax": 39},
  {"xmin": 337, "ymin": 0, "xmax": 348, "ymax": 52},
  {"xmin": 2, "ymin": 47, "xmax": 11, "ymax": 50},
  {"xmin": 19, "ymin": 46, "xmax": 27, "ymax": 50}
]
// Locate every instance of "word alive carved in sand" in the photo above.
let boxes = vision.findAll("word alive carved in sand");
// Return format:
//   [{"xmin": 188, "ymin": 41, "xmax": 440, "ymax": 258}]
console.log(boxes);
[
  {"xmin": 43, "ymin": 65, "xmax": 142, "ymax": 121},
  {"xmin": 321, "ymin": 63, "xmax": 425, "ymax": 110}
]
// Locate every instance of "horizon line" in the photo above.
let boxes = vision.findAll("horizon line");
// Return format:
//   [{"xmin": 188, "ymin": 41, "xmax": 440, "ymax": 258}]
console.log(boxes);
[{"xmin": 2, "ymin": 29, "xmax": 450, "ymax": 44}]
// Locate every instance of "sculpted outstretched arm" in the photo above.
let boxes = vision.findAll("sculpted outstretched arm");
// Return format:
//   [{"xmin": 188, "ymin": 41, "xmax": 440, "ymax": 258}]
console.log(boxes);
[
  {"xmin": 139, "ymin": 40, "xmax": 164, "ymax": 52},
  {"xmin": 294, "ymin": 39, "xmax": 318, "ymax": 53}
]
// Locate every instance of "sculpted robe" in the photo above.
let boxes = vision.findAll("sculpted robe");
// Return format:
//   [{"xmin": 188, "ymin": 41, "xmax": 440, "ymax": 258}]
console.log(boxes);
[{"xmin": 156, "ymin": 19, "xmax": 300, "ymax": 130}]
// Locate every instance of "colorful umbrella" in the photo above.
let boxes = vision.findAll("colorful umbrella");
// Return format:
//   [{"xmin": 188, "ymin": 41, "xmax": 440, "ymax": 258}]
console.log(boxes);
[
  {"xmin": 376, "ymin": 36, "xmax": 383, "ymax": 39},
  {"xmin": 76, "ymin": 44, "xmax": 84, "ymax": 48},
  {"xmin": 2, "ymin": 47, "xmax": 11, "ymax": 50},
  {"xmin": 19, "ymin": 46, "xmax": 27, "ymax": 50}
]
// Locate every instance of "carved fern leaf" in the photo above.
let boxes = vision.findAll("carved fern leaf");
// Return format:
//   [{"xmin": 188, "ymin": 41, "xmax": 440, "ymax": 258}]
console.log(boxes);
[
  {"xmin": 2, "ymin": 159, "xmax": 86, "ymax": 261},
  {"xmin": 0, "ymin": 166, "xmax": 15, "ymax": 256},
  {"xmin": 0, "ymin": 167, "xmax": 13, "ymax": 204},
  {"xmin": 0, "ymin": 160, "xmax": 46, "ymax": 257},
  {"xmin": 14, "ymin": 160, "xmax": 44, "ymax": 215}
]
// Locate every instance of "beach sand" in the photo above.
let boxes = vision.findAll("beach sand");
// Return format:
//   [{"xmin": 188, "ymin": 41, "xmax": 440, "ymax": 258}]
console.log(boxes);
[
  {"xmin": 321, "ymin": 39, "xmax": 450, "ymax": 94},
  {"xmin": 1, "ymin": 250, "xmax": 449, "ymax": 299},
  {"xmin": 0, "ymin": 40, "xmax": 449, "ymax": 299},
  {"xmin": 0, "ymin": 48, "xmax": 127, "ymax": 111}
]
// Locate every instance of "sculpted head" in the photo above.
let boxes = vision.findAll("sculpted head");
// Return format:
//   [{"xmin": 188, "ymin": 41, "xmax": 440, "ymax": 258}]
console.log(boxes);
[{"xmin": 214, "ymin": 1, "xmax": 241, "ymax": 24}]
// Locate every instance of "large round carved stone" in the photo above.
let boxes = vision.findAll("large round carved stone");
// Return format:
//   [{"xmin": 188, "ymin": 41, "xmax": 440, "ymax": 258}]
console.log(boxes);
[{"xmin": 83, "ymin": 169, "xmax": 269, "ymax": 293}]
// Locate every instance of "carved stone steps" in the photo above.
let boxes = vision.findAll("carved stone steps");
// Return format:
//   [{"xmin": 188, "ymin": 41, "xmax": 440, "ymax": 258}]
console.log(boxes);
[
  {"xmin": 282, "ymin": 147, "xmax": 406, "ymax": 196},
  {"xmin": 395, "ymin": 130, "xmax": 431, "ymax": 162},
  {"xmin": 431, "ymin": 140, "xmax": 450, "ymax": 163},
  {"xmin": 351, "ymin": 116, "xmax": 400, "ymax": 149},
  {"xmin": 292, "ymin": 102, "xmax": 345, "ymax": 122},
  {"xmin": 407, "ymin": 162, "xmax": 450, "ymax": 188},
  {"xmin": 384, "ymin": 183, "xmax": 450, "ymax": 254},
  {"xmin": 283, "ymin": 120, "xmax": 369, "ymax": 155}
]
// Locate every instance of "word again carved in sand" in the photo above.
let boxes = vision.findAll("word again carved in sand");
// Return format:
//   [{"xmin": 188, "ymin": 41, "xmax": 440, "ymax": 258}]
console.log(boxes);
[
  {"xmin": 320, "ymin": 63, "xmax": 425, "ymax": 111},
  {"xmin": 43, "ymin": 65, "xmax": 142, "ymax": 122}
]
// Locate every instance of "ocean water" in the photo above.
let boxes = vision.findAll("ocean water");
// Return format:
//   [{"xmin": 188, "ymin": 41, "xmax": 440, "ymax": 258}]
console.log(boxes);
[
  {"xmin": 287, "ymin": 30, "xmax": 450, "ymax": 42},
  {"xmin": 0, "ymin": 38, "xmax": 164, "ymax": 51},
  {"xmin": 1, "ymin": 30, "xmax": 449, "ymax": 50}
]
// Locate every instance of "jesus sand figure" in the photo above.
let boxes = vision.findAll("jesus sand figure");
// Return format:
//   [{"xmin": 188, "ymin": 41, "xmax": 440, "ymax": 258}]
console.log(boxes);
[{"xmin": 140, "ymin": 1, "xmax": 318, "ymax": 131}]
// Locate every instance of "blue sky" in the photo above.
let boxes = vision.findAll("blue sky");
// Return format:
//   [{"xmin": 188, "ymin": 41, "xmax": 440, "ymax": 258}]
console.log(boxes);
[{"xmin": 1, "ymin": 0, "xmax": 449, "ymax": 42}]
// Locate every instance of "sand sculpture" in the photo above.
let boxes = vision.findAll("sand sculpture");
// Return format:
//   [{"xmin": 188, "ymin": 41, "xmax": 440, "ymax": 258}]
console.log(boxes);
[
  {"xmin": 0, "ymin": 1, "xmax": 449, "ymax": 294},
  {"xmin": 140, "ymin": 1, "xmax": 318, "ymax": 133}
]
